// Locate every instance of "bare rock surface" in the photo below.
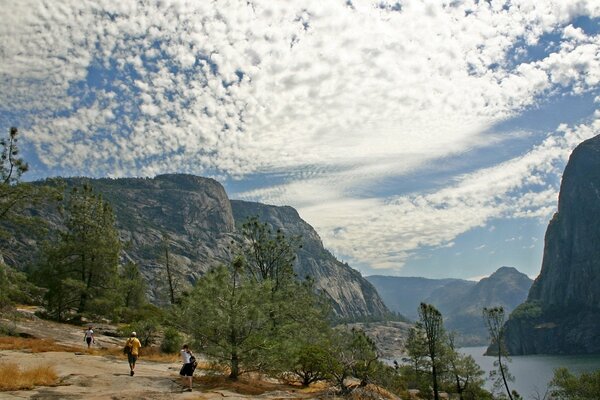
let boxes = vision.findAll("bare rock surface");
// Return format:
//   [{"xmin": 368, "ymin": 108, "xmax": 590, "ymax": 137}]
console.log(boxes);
[{"xmin": 0, "ymin": 317, "xmax": 325, "ymax": 400}]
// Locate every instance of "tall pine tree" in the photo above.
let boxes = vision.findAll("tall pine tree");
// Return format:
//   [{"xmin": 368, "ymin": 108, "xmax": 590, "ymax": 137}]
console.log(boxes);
[{"xmin": 37, "ymin": 184, "xmax": 120, "ymax": 320}]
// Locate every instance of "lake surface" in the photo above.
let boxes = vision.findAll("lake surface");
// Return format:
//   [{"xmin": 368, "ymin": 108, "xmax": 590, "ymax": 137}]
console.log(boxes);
[{"xmin": 460, "ymin": 346, "xmax": 600, "ymax": 399}]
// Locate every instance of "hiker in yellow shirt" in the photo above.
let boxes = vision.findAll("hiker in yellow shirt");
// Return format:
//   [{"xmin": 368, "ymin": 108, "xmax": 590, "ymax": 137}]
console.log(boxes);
[{"xmin": 124, "ymin": 331, "xmax": 142, "ymax": 376}]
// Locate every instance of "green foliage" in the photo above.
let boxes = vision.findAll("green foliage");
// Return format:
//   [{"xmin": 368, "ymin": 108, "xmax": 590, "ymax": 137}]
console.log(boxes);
[
  {"xmin": 118, "ymin": 318, "xmax": 161, "ymax": 347},
  {"xmin": 325, "ymin": 328, "xmax": 379, "ymax": 393},
  {"xmin": 0, "ymin": 127, "xmax": 28, "ymax": 185},
  {"xmin": 160, "ymin": 327, "xmax": 183, "ymax": 354},
  {"xmin": 177, "ymin": 260, "xmax": 272, "ymax": 379},
  {"xmin": 0, "ymin": 262, "xmax": 43, "ymax": 310},
  {"xmin": 445, "ymin": 333, "xmax": 489, "ymax": 400},
  {"xmin": 0, "ymin": 127, "xmax": 60, "ymax": 251},
  {"xmin": 35, "ymin": 185, "xmax": 121, "ymax": 320},
  {"xmin": 510, "ymin": 301, "xmax": 543, "ymax": 320},
  {"xmin": 418, "ymin": 303, "xmax": 446, "ymax": 400},
  {"xmin": 241, "ymin": 216, "xmax": 300, "ymax": 290},
  {"xmin": 550, "ymin": 367, "xmax": 600, "ymax": 400},
  {"xmin": 117, "ymin": 262, "xmax": 147, "ymax": 312}
]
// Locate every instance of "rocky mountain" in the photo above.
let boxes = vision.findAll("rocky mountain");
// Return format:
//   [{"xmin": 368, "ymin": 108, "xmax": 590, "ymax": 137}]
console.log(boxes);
[
  {"xmin": 4, "ymin": 174, "xmax": 389, "ymax": 319},
  {"xmin": 368, "ymin": 267, "xmax": 532, "ymax": 345},
  {"xmin": 504, "ymin": 134, "xmax": 600, "ymax": 355},
  {"xmin": 434, "ymin": 267, "xmax": 532, "ymax": 345},
  {"xmin": 365, "ymin": 276, "xmax": 467, "ymax": 320}
]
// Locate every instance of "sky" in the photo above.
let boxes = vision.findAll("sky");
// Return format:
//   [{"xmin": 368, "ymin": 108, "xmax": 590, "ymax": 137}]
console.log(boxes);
[{"xmin": 1, "ymin": 0, "xmax": 600, "ymax": 280}]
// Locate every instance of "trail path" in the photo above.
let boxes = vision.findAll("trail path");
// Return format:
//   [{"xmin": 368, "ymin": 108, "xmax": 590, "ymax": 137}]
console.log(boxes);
[{"xmin": 0, "ymin": 314, "xmax": 317, "ymax": 400}]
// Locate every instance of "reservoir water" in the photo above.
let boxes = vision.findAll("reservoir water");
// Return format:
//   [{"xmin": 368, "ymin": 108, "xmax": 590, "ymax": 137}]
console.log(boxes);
[{"xmin": 460, "ymin": 346, "xmax": 600, "ymax": 399}]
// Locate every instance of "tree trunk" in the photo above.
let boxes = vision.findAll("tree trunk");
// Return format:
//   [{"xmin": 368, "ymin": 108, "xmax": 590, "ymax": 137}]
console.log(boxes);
[
  {"xmin": 229, "ymin": 352, "xmax": 239, "ymax": 380},
  {"xmin": 165, "ymin": 245, "xmax": 175, "ymax": 304},
  {"xmin": 498, "ymin": 349, "xmax": 514, "ymax": 400},
  {"xmin": 432, "ymin": 361, "xmax": 440, "ymax": 400}
]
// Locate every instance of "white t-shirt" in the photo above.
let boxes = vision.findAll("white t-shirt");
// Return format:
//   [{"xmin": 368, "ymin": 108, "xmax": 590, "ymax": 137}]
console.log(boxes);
[
  {"xmin": 181, "ymin": 349, "xmax": 192, "ymax": 364},
  {"xmin": 85, "ymin": 329, "xmax": 94, "ymax": 338}
]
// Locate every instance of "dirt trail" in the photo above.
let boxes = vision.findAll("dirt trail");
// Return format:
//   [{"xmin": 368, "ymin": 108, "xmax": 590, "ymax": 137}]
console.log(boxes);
[{"xmin": 0, "ymin": 315, "xmax": 318, "ymax": 400}]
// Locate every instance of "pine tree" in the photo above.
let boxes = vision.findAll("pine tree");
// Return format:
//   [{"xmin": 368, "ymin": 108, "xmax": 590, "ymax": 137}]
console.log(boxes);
[
  {"xmin": 178, "ymin": 257, "xmax": 272, "ymax": 379},
  {"xmin": 483, "ymin": 306, "xmax": 517, "ymax": 400},
  {"xmin": 37, "ymin": 184, "xmax": 121, "ymax": 319},
  {"xmin": 418, "ymin": 302, "xmax": 446, "ymax": 400}
]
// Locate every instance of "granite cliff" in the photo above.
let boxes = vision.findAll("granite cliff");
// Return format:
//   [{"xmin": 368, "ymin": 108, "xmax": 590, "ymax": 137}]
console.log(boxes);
[
  {"xmin": 5, "ymin": 174, "xmax": 389, "ymax": 319},
  {"xmin": 503, "ymin": 134, "xmax": 600, "ymax": 354}
]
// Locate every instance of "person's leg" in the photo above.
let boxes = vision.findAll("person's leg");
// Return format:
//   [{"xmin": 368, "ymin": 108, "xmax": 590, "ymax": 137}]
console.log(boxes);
[
  {"xmin": 187, "ymin": 375, "xmax": 192, "ymax": 389},
  {"xmin": 131, "ymin": 356, "xmax": 137, "ymax": 374},
  {"xmin": 128, "ymin": 354, "xmax": 136, "ymax": 375}
]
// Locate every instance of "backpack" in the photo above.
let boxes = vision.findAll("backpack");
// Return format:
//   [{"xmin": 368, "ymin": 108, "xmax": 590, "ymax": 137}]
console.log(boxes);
[
  {"xmin": 123, "ymin": 339, "xmax": 132, "ymax": 355},
  {"xmin": 189, "ymin": 355, "xmax": 197, "ymax": 367}
]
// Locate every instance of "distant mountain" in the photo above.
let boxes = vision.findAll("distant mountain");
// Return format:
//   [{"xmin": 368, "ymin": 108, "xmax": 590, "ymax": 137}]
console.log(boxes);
[
  {"xmin": 504, "ymin": 134, "xmax": 600, "ymax": 355},
  {"xmin": 436, "ymin": 267, "xmax": 532, "ymax": 345},
  {"xmin": 365, "ymin": 276, "xmax": 466, "ymax": 320},
  {"xmin": 368, "ymin": 267, "xmax": 532, "ymax": 345},
  {"xmin": 3, "ymin": 174, "xmax": 389, "ymax": 319}
]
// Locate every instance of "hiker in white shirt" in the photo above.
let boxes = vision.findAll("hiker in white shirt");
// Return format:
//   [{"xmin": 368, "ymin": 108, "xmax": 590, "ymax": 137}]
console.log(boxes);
[
  {"xmin": 84, "ymin": 327, "xmax": 95, "ymax": 348},
  {"xmin": 179, "ymin": 344, "xmax": 196, "ymax": 391}
]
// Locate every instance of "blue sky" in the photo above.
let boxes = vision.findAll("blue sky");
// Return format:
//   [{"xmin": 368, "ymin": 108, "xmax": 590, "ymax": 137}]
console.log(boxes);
[{"xmin": 2, "ymin": 1, "xmax": 600, "ymax": 280}]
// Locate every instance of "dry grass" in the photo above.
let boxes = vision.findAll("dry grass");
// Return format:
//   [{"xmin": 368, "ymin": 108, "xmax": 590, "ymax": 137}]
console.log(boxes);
[
  {"xmin": 89, "ymin": 345, "xmax": 180, "ymax": 363},
  {"xmin": 0, "ymin": 337, "xmax": 79, "ymax": 353},
  {"xmin": 196, "ymin": 374, "xmax": 296, "ymax": 396},
  {"xmin": 0, "ymin": 362, "xmax": 58, "ymax": 391}
]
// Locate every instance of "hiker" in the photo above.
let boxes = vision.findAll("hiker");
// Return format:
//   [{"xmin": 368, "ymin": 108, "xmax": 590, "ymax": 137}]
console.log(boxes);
[
  {"xmin": 84, "ymin": 326, "xmax": 95, "ymax": 348},
  {"xmin": 124, "ymin": 331, "xmax": 142, "ymax": 376},
  {"xmin": 179, "ymin": 344, "xmax": 196, "ymax": 391}
]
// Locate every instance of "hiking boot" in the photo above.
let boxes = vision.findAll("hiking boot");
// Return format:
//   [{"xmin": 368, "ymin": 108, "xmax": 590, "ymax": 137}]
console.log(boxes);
[{"xmin": 130, "ymin": 370, "xmax": 134, "ymax": 376}]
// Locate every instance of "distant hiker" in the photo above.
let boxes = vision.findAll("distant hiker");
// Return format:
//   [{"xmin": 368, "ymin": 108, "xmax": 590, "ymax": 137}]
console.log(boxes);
[
  {"xmin": 124, "ymin": 331, "xmax": 142, "ymax": 376},
  {"xmin": 84, "ymin": 326, "xmax": 95, "ymax": 348},
  {"xmin": 179, "ymin": 344, "xmax": 196, "ymax": 391}
]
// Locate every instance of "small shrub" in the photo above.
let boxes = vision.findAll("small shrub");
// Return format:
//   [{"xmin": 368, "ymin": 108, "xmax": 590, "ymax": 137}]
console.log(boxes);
[
  {"xmin": 160, "ymin": 327, "xmax": 182, "ymax": 354},
  {"xmin": 0, "ymin": 363, "xmax": 58, "ymax": 391},
  {"xmin": 510, "ymin": 301, "xmax": 542, "ymax": 320}
]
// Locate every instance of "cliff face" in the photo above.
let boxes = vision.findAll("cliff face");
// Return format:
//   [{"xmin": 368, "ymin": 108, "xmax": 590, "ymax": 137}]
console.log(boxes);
[
  {"xmin": 504, "ymin": 134, "xmax": 600, "ymax": 354},
  {"xmin": 231, "ymin": 200, "xmax": 389, "ymax": 318},
  {"xmin": 7, "ymin": 174, "xmax": 388, "ymax": 319}
]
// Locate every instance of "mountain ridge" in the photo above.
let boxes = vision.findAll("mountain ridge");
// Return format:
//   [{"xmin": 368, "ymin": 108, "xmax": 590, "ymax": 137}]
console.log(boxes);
[
  {"xmin": 5, "ymin": 173, "xmax": 390, "ymax": 319},
  {"xmin": 368, "ymin": 266, "xmax": 532, "ymax": 345}
]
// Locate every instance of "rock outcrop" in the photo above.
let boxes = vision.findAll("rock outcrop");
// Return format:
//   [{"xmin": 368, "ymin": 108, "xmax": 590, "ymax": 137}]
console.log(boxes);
[
  {"xmin": 6, "ymin": 174, "xmax": 389, "ymax": 319},
  {"xmin": 504, "ymin": 134, "xmax": 600, "ymax": 354}
]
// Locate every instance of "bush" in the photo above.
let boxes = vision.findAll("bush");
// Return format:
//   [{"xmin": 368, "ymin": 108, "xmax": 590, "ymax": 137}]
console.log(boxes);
[
  {"xmin": 510, "ymin": 301, "xmax": 542, "ymax": 320},
  {"xmin": 160, "ymin": 327, "xmax": 182, "ymax": 354},
  {"xmin": 118, "ymin": 319, "xmax": 160, "ymax": 347}
]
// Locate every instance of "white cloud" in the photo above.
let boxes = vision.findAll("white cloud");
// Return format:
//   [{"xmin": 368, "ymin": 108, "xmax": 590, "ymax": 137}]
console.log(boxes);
[
  {"xmin": 238, "ymin": 116, "xmax": 600, "ymax": 270},
  {"xmin": 2, "ymin": 0, "xmax": 600, "ymax": 271}
]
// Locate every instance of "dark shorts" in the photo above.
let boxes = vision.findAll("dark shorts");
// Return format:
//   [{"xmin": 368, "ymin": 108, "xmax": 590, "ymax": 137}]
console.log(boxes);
[
  {"xmin": 128, "ymin": 353, "xmax": 138, "ymax": 364},
  {"xmin": 86, "ymin": 337, "xmax": 92, "ymax": 345},
  {"xmin": 179, "ymin": 363, "xmax": 195, "ymax": 376}
]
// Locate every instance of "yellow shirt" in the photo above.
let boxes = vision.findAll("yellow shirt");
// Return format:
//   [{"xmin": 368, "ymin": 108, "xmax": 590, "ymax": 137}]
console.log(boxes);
[{"xmin": 126, "ymin": 337, "xmax": 142, "ymax": 356}]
